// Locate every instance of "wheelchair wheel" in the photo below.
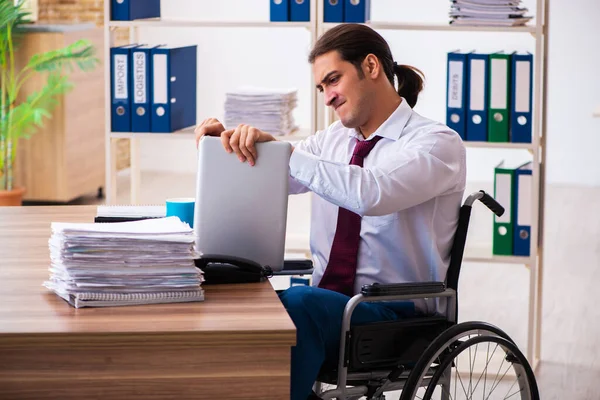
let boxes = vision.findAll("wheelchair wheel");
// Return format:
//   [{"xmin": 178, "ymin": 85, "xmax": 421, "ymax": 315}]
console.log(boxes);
[{"xmin": 399, "ymin": 322, "xmax": 539, "ymax": 400}]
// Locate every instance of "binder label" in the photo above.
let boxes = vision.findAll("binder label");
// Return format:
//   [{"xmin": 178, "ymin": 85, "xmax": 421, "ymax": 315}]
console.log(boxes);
[
  {"xmin": 515, "ymin": 61, "xmax": 531, "ymax": 113},
  {"xmin": 490, "ymin": 59, "xmax": 508, "ymax": 109},
  {"xmin": 517, "ymin": 174, "xmax": 532, "ymax": 225},
  {"xmin": 153, "ymin": 54, "xmax": 168, "ymax": 104},
  {"xmin": 133, "ymin": 51, "xmax": 146, "ymax": 104},
  {"xmin": 448, "ymin": 61, "xmax": 463, "ymax": 108},
  {"xmin": 114, "ymin": 54, "xmax": 128, "ymax": 100},
  {"xmin": 495, "ymin": 174, "xmax": 511, "ymax": 223},
  {"xmin": 470, "ymin": 59, "xmax": 485, "ymax": 111}
]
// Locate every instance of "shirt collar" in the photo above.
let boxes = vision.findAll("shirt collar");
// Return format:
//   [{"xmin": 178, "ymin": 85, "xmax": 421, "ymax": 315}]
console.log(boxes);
[{"xmin": 348, "ymin": 97, "xmax": 412, "ymax": 141}]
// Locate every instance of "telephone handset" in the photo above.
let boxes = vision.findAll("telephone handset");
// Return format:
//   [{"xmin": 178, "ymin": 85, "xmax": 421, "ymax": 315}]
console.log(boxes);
[{"xmin": 194, "ymin": 255, "xmax": 273, "ymax": 284}]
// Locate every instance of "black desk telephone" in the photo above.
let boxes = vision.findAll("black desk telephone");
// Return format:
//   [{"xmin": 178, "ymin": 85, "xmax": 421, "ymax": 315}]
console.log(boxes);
[
  {"xmin": 195, "ymin": 255, "xmax": 273, "ymax": 284},
  {"xmin": 195, "ymin": 255, "xmax": 314, "ymax": 284}
]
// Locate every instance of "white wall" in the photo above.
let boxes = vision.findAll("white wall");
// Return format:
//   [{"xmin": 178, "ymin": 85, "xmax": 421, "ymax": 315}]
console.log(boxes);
[{"xmin": 137, "ymin": 0, "xmax": 600, "ymax": 186}]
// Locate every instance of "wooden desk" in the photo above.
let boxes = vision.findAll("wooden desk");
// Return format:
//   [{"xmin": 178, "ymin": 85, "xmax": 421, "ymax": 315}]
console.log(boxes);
[{"xmin": 0, "ymin": 206, "xmax": 296, "ymax": 399}]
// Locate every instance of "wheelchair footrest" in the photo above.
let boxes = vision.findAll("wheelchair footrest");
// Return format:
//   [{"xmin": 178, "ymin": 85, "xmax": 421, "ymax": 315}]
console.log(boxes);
[{"xmin": 347, "ymin": 316, "xmax": 452, "ymax": 371}]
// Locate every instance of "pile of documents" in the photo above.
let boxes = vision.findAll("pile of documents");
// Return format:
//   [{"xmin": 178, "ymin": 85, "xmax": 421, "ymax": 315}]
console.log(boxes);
[
  {"xmin": 44, "ymin": 217, "xmax": 204, "ymax": 308},
  {"xmin": 224, "ymin": 86, "xmax": 299, "ymax": 136},
  {"xmin": 449, "ymin": 0, "xmax": 533, "ymax": 27}
]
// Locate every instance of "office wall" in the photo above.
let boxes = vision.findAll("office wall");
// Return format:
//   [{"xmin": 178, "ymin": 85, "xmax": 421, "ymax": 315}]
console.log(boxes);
[
  {"xmin": 38, "ymin": 0, "xmax": 104, "ymax": 25},
  {"xmin": 137, "ymin": 0, "xmax": 600, "ymax": 187}
]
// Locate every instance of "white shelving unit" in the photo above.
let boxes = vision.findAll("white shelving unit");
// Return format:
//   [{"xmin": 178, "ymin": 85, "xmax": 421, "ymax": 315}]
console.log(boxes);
[
  {"xmin": 103, "ymin": 1, "xmax": 319, "ymax": 205},
  {"xmin": 315, "ymin": 0, "xmax": 548, "ymax": 370},
  {"xmin": 103, "ymin": 0, "xmax": 548, "ymax": 370}
]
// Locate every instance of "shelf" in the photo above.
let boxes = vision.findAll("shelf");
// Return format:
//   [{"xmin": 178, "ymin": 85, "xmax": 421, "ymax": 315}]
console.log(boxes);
[
  {"xmin": 463, "ymin": 244, "xmax": 534, "ymax": 265},
  {"xmin": 109, "ymin": 128, "xmax": 312, "ymax": 142},
  {"xmin": 463, "ymin": 141, "xmax": 535, "ymax": 150},
  {"xmin": 108, "ymin": 19, "xmax": 312, "ymax": 29},
  {"xmin": 323, "ymin": 21, "xmax": 537, "ymax": 33}
]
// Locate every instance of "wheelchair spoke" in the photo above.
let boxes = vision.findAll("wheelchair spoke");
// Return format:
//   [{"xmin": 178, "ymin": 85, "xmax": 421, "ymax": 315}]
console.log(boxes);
[
  {"xmin": 504, "ymin": 387, "xmax": 523, "ymax": 400},
  {"xmin": 455, "ymin": 358, "xmax": 472, "ymax": 400},
  {"xmin": 485, "ymin": 361, "xmax": 513, "ymax": 400},
  {"xmin": 465, "ymin": 341, "xmax": 499, "ymax": 398},
  {"xmin": 468, "ymin": 343, "xmax": 479, "ymax": 399},
  {"xmin": 483, "ymin": 342, "xmax": 490, "ymax": 400},
  {"xmin": 483, "ymin": 344, "xmax": 504, "ymax": 399},
  {"xmin": 468, "ymin": 344, "xmax": 473, "ymax": 398},
  {"xmin": 502, "ymin": 376, "xmax": 520, "ymax": 400}
]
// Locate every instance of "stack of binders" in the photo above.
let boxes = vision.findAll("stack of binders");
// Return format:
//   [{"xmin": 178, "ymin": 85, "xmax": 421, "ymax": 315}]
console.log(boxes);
[
  {"xmin": 446, "ymin": 50, "xmax": 533, "ymax": 143},
  {"xmin": 493, "ymin": 160, "xmax": 532, "ymax": 256},
  {"xmin": 110, "ymin": 44, "xmax": 197, "ymax": 133},
  {"xmin": 44, "ymin": 217, "xmax": 204, "ymax": 308}
]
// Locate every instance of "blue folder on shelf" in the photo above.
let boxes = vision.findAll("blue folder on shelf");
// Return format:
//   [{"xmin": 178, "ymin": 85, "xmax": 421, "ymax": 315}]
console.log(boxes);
[
  {"xmin": 150, "ymin": 45, "xmax": 197, "ymax": 133},
  {"xmin": 446, "ymin": 51, "xmax": 469, "ymax": 140},
  {"xmin": 270, "ymin": 0, "xmax": 290, "ymax": 22},
  {"xmin": 111, "ymin": 0, "xmax": 160, "ymax": 21},
  {"xmin": 130, "ymin": 45, "xmax": 155, "ymax": 133},
  {"xmin": 290, "ymin": 0, "xmax": 310, "ymax": 21},
  {"xmin": 324, "ymin": 0, "xmax": 344, "ymax": 22},
  {"xmin": 466, "ymin": 52, "xmax": 489, "ymax": 142},
  {"xmin": 510, "ymin": 52, "xmax": 533, "ymax": 143},
  {"xmin": 110, "ymin": 44, "xmax": 139, "ymax": 132},
  {"xmin": 344, "ymin": 0, "xmax": 370, "ymax": 23},
  {"xmin": 513, "ymin": 161, "xmax": 533, "ymax": 256}
]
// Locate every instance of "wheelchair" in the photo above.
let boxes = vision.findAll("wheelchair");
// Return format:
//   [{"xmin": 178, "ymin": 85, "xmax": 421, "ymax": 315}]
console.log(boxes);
[{"xmin": 293, "ymin": 191, "xmax": 540, "ymax": 400}]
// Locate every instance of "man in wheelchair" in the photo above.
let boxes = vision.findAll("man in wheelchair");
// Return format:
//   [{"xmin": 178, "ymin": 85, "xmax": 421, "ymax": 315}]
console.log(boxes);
[{"xmin": 195, "ymin": 23, "xmax": 539, "ymax": 400}]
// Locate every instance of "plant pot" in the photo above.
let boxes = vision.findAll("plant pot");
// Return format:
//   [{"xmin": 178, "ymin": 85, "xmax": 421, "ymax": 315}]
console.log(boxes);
[{"xmin": 0, "ymin": 187, "xmax": 26, "ymax": 206}]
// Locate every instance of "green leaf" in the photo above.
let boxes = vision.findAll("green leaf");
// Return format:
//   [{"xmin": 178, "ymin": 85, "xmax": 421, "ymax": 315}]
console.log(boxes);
[
  {"xmin": 8, "ymin": 73, "xmax": 75, "ymax": 139},
  {"xmin": 0, "ymin": 0, "xmax": 30, "ymax": 46},
  {"xmin": 27, "ymin": 39, "xmax": 99, "ymax": 74}
]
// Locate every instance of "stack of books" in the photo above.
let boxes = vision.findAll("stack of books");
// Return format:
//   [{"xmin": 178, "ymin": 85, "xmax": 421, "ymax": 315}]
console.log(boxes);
[
  {"xmin": 44, "ymin": 217, "xmax": 204, "ymax": 308},
  {"xmin": 224, "ymin": 86, "xmax": 299, "ymax": 136},
  {"xmin": 449, "ymin": 0, "xmax": 533, "ymax": 27}
]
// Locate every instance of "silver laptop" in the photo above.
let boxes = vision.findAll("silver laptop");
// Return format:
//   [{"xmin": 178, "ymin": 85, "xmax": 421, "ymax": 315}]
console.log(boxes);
[{"xmin": 194, "ymin": 136, "xmax": 292, "ymax": 271}]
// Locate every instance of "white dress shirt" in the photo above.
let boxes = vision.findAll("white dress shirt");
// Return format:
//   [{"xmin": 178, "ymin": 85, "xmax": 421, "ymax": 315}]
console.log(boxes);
[{"xmin": 288, "ymin": 98, "xmax": 466, "ymax": 314}]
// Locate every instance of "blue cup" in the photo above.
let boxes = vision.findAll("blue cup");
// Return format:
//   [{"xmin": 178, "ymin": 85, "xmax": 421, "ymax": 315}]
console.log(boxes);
[{"xmin": 166, "ymin": 197, "xmax": 195, "ymax": 228}]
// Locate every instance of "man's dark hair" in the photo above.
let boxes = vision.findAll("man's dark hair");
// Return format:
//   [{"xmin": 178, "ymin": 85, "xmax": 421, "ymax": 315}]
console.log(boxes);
[{"xmin": 308, "ymin": 24, "xmax": 424, "ymax": 108}]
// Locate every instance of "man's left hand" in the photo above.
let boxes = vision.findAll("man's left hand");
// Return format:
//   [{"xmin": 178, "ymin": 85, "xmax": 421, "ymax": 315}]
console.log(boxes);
[{"xmin": 222, "ymin": 124, "xmax": 276, "ymax": 167}]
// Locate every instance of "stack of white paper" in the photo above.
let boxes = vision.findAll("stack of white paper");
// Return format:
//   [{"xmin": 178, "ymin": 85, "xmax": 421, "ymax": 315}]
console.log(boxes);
[
  {"xmin": 44, "ymin": 217, "xmax": 204, "ymax": 308},
  {"xmin": 449, "ymin": 0, "xmax": 533, "ymax": 27},
  {"xmin": 224, "ymin": 86, "xmax": 299, "ymax": 136}
]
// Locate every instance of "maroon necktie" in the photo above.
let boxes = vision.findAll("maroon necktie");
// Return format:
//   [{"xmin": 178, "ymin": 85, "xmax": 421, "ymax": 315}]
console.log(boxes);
[{"xmin": 318, "ymin": 135, "xmax": 384, "ymax": 296}]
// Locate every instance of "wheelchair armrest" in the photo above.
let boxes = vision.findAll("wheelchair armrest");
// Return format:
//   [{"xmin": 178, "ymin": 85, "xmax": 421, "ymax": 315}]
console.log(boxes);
[{"xmin": 360, "ymin": 282, "xmax": 445, "ymax": 297}]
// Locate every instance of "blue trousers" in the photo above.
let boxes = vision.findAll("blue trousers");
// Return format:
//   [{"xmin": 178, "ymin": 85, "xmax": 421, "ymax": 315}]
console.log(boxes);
[{"xmin": 278, "ymin": 286, "xmax": 415, "ymax": 400}]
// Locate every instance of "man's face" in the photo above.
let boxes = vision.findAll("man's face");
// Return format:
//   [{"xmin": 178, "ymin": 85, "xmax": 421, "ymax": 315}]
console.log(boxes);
[{"xmin": 313, "ymin": 51, "xmax": 373, "ymax": 129}]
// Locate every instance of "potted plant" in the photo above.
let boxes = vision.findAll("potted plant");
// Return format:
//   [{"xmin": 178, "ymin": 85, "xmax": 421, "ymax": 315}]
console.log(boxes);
[{"xmin": 0, "ymin": 0, "xmax": 98, "ymax": 206}]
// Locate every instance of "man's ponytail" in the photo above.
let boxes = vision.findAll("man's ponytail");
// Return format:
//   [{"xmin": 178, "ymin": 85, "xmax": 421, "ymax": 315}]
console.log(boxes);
[{"xmin": 393, "ymin": 63, "xmax": 424, "ymax": 108}]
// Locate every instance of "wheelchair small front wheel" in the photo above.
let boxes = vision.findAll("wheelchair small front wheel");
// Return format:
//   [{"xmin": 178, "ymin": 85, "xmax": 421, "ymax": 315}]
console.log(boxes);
[{"xmin": 399, "ymin": 322, "xmax": 539, "ymax": 400}]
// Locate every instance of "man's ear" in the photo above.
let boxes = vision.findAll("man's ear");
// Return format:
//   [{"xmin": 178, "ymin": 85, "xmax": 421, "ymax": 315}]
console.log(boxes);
[{"xmin": 363, "ymin": 54, "xmax": 380, "ymax": 79}]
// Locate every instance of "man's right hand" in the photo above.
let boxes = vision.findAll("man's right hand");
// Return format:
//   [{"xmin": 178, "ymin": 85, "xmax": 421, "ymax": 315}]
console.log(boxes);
[{"xmin": 194, "ymin": 118, "xmax": 226, "ymax": 147}]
